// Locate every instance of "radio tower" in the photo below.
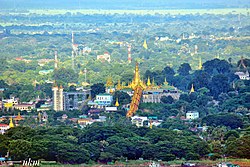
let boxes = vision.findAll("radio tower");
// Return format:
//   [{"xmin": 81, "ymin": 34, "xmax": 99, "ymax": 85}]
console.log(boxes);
[
  {"xmin": 128, "ymin": 44, "xmax": 132, "ymax": 63},
  {"xmin": 71, "ymin": 32, "xmax": 75, "ymax": 70},
  {"xmin": 54, "ymin": 51, "xmax": 58, "ymax": 69}
]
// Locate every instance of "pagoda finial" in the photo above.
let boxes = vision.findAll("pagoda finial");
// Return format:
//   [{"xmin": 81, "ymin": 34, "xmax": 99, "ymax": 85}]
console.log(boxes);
[
  {"xmin": 9, "ymin": 117, "xmax": 14, "ymax": 128},
  {"xmin": 115, "ymin": 98, "xmax": 119, "ymax": 107},
  {"xmin": 134, "ymin": 62, "xmax": 140, "ymax": 85},
  {"xmin": 147, "ymin": 76, "xmax": 151, "ymax": 86},
  {"xmin": 164, "ymin": 77, "xmax": 168, "ymax": 85},
  {"xmin": 106, "ymin": 76, "xmax": 113, "ymax": 88},
  {"xmin": 152, "ymin": 77, "xmax": 155, "ymax": 86},
  {"xmin": 190, "ymin": 84, "xmax": 195, "ymax": 94},
  {"xmin": 198, "ymin": 57, "xmax": 202, "ymax": 70},
  {"xmin": 149, "ymin": 120, "xmax": 153, "ymax": 129},
  {"xmin": 38, "ymin": 112, "xmax": 41, "ymax": 122},
  {"xmin": 117, "ymin": 80, "xmax": 122, "ymax": 90}
]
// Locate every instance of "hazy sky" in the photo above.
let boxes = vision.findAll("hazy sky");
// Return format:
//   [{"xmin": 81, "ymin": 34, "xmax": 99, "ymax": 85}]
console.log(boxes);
[{"xmin": 0, "ymin": 0, "xmax": 249, "ymax": 10}]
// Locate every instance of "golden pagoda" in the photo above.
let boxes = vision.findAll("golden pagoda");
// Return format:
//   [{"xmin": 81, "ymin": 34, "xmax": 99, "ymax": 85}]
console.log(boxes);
[
  {"xmin": 14, "ymin": 112, "xmax": 24, "ymax": 121},
  {"xmin": 116, "ymin": 80, "xmax": 122, "ymax": 90},
  {"xmin": 9, "ymin": 117, "xmax": 14, "ymax": 128},
  {"xmin": 115, "ymin": 98, "xmax": 119, "ymax": 107},
  {"xmin": 164, "ymin": 77, "xmax": 168, "ymax": 85},
  {"xmin": 143, "ymin": 40, "xmax": 148, "ymax": 49},
  {"xmin": 147, "ymin": 77, "xmax": 151, "ymax": 87},
  {"xmin": 190, "ymin": 84, "xmax": 195, "ymax": 93},
  {"xmin": 129, "ymin": 62, "xmax": 146, "ymax": 90},
  {"xmin": 127, "ymin": 62, "xmax": 146, "ymax": 117},
  {"xmin": 149, "ymin": 120, "xmax": 153, "ymax": 129},
  {"xmin": 106, "ymin": 76, "xmax": 113, "ymax": 87},
  {"xmin": 198, "ymin": 57, "xmax": 202, "ymax": 70},
  {"xmin": 38, "ymin": 112, "xmax": 42, "ymax": 122},
  {"xmin": 152, "ymin": 78, "xmax": 155, "ymax": 86}
]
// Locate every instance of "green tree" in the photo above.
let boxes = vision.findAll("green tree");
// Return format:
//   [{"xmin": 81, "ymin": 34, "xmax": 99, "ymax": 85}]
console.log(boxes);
[
  {"xmin": 178, "ymin": 63, "xmax": 192, "ymax": 76},
  {"xmin": 90, "ymin": 83, "xmax": 105, "ymax": 98}
]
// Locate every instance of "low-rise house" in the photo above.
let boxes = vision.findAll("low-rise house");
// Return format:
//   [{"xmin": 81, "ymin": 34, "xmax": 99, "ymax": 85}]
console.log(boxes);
[
  {"xmin": 38, "ymin": 69, "xmax": 54, "ymax": 75},
  {"xmin": 42, "ymin": 112, "xmax": 48, "ymax": 122},
  {"xmin": 105, "ymin": 107, "xmax": 118, "ymax": 112},
  {"xmin": 97, "ymin": 52, "xmax": 111, "ymax": 63},
  {"xmin": 0, "ymin": 124, "xmax": 9, "ymax": 134},
  {"xmin": 235, "ymin": 71, "xmax": 250, "ymax": 80},
  {"xmin": 14, "ymin": 103, "xmax": 35, "ymax": 111},
  {"xmin": 0, "ymin": 117, "xmax": 6, "ymax": 122},
  {"xmin": 186, "ymin": 111, "xmax": 199, "ymax": 120},
  {"xmin": 88, "ymin": 93, "xmax": 113, "ymax": 108},
  {"xmin": 131, "ymin": 116, "xmax": 148, "ymax": 127},
  {"xmin": 78, "ymin": 118, "xmax": 94, "ymax": 127},
  {"xmin": 62, "ymin": 114, "xmax": 68, "ymax": 120},
  {"xmin": 3, "ymin": 97, "xmax": 19, "ymax": 108}
]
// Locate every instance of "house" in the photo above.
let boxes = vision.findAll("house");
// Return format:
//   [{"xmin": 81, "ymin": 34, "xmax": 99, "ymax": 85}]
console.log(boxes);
[
  {"xmin": 88, "ymin": 109, "xmax": 102, "ymax": 115},
  {"xmin": 0, "ymin": 117, "xmax": 6, "ymax": 122},
  {"xmin": 105, "ymin": 107, "xmax": 118, "ymax": 112},
  {"xmin": 14, "ymin": 103, "xmax": 35, "ymax": 111},
  {"xmin": 235, "ymin": 71, "xmax": 250, "ymax": 80},
  {"xmin": 131, "ymin": 116, "xmax": 148, "ymax": 127},
  {"xmin": 78, "ymin": 118, "xmax": 93, "ymax": 127},
  {"xmin": 61, "ymin": 114, "xmax": 68, "ymax": 120},
  {"xmin": 0, "ymin": 124, "xmax": 10, "ymax": 134},
  {"xmin": 186, "ymin": 111, "xmax": 199, "ymax": 120},
  {"xmin": 97, "ymin": 52, "xmax": 111, "ymax": 63},
  {"xmin": 91, "ymin": 93, "xmax": 113, "ymax": 108},
  {"xmin": 3, "ymin": 97, "xmax": 19, "ymax": 108},
  {"xmin": 38, "ymin": 69, "xmax": 54, "ymax": 75},
  {"xmin": 42, "ymin": 112, "xmax": 48, "ymax": 122},
  {"xmin": 142, "ymin": 83, "xmax": 180, "ymax": 103}
]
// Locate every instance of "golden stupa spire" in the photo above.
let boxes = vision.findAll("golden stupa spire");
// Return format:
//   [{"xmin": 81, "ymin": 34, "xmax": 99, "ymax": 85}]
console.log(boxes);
[
  {"xmin": 164, "ymin": 77, "xmax": 168, "ymax": 85},
  {"xmin": 38, "ymin": 112, "xmax": 42, "ymax": 122},
  {"xmin": 117, "ymin": 80, "xmax": 122, "ymax": 90},
  {"xmin": 106, "ymin": 76, "xmax": 113, "ymax": 88},
  {"xmin": 198, "ymin": 57, "xmax": 202, "ymax": 70},
  {"xmin": 134, "ymin": 62, "xmax": 140, "ymax": 85},
  {"xmin": 129, "ymin": 62, "xmax": 146, "ymax": 90},
  {"xmin": 147, "ymin": 77, "xmax": 151, "ymax": 86},
  {"xmin": 190, "ymin": 84, "xmax": 195, "ymax": 93},
  {"xmin": 149, "ymin": 120, "xmax": 153, "ymax": 129},
  {"xmin": 9, "ymin": 117, "xmax": 14, "ymax": 128},
  {"xmin": 143, "ymin": 40, "xmax": 148, "ymax": 49},
  {"xmin": 115, "ymin": 98, "xmax": 119, "ymax": 107},
  {"xmin": 15, "ymin": 112, "xmax": 23, "ymax": 121},
  {"xmin": 152, "ymin": 77, "xmax": 155, "ymax": 86}
]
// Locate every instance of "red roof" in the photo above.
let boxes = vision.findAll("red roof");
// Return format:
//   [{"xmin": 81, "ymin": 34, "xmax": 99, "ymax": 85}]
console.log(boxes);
[{"xmin": 0, "ymin": 124, "xmax": 9, "ymax": 127}]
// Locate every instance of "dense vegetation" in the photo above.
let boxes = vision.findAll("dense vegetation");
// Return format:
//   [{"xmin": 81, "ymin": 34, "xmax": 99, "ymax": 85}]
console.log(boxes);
[
  {"xmin": 0, "ymin": 5, "xmax": 250, "ymax": 165},
  {"xmin": 0, "ymin": 123, "xmax": 249, "ymax": 164}
]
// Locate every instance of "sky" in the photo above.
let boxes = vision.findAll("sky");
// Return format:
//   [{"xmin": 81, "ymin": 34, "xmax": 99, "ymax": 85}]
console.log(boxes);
[{"xmin": 0, "ymin": 0, "xmax": 249, "ymax": 10}]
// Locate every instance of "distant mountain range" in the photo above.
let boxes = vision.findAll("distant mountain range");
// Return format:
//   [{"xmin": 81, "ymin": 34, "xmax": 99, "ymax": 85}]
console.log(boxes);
[{"xmin": 0, "ymin": 0, "xmax": 249, "ymax": 10}]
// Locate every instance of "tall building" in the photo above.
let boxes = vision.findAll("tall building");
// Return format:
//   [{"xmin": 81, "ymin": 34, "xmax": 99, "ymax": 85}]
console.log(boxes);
[{"xmin": 52, "ymin": 84, "xmax": 64, "ymax": 111}]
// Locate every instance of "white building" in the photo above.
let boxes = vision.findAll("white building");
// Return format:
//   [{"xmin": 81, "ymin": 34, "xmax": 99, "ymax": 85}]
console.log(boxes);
[
  {"xmin": 131, "ymin": 116, "xmax": 148, "ymax": 127},
  {"xmin": 235, "ymin": 71, "xmax": 250, "ymax": 80},
  {"xmin": 105, "ymin": 107, "xmax": 118, "ymax": 112},
  {"xmin": 186, "ymin": 111, "xmax": 199, "ymax": 120},
  {"xmin": 94, "ymin": 93, "xmax": 113, "ymax": 107},
  {"xmin": 0, "ymin": 124, "xmax": 10, "ymax": 134},
  {"xmin": 52, "ymin": 85, "xmax": 64, "ymax": 111},
  {"xmin": 97, "ymin": 52, "xmax": 111, "ymax": 63},
  {"xmin": 14, "ymin": 103, "xmax": 35, "ymax": 111}
]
